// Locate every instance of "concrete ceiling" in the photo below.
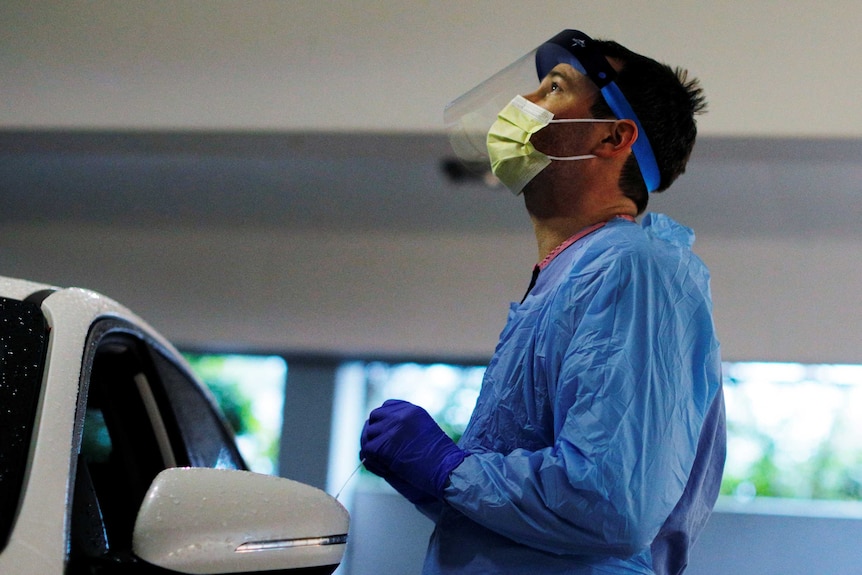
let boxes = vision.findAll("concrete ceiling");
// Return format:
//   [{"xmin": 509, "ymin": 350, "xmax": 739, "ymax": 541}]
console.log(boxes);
[{"xmin": 3, "ymin": 1, "xmax": 862, "ymax": 138}]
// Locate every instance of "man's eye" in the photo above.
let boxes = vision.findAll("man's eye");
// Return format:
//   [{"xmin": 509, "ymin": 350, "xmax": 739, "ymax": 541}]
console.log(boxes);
[{"xmin": 549, "ymin": 82, "xmax": 561, "ymax": 93}]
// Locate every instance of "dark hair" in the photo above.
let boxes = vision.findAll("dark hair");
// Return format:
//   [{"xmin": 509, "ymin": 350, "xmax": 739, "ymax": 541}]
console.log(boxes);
[{"xmin": 589, "ymin": 40, "xmax": 707, "ymax": 213}]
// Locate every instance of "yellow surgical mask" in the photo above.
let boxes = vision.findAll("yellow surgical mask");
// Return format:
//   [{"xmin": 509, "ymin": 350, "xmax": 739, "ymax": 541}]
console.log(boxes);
[{"xmin": 486, "ymin": 95, "xmax": 614, "ymax": 195}]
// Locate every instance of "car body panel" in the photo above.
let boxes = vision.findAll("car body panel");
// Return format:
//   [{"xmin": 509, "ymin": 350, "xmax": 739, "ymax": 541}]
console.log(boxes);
[
  {"xmin": 2, "ymin": 283, "xmax": 114, "ymax": 573},
  {"xmin": 0, "ymin": 276, "xmax": 348, "ymax": 574}
]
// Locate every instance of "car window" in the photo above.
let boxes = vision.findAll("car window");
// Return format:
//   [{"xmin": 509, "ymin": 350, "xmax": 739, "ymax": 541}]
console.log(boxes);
[
  {"xmin": 0, "ymin": 297, "xmax": 49, "ymax": 553},
  {"xmin": 68, "ymin": 321, "xmax": 244, "ymax": 573},
  {"xmin": 149, "ymin": 348, "xmax": 245, "ymax": 470}
]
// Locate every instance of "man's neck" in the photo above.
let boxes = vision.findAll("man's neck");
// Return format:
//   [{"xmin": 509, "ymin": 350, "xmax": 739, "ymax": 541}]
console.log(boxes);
[
  {"xmin": 529, "ymin": 201, "xmax": 637, "ymax": 263},
  {"xmin": 522, "ymin": 160, "xmax": 639, "ymax": 262}
]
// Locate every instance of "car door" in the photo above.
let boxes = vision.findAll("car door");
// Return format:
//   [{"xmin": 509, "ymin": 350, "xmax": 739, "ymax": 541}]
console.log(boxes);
[{"xmin": 68, "ymin": 318, "xmax": 245, "ymax": 574}]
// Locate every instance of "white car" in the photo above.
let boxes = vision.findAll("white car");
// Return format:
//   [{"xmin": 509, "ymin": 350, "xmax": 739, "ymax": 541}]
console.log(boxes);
[{"xmin": 0, "ymin": 275, "xmax": 349, "ymax": 574}]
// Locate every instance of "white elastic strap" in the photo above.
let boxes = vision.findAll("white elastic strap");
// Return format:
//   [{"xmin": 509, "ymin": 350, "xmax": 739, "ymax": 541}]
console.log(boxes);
[
  {"xmin": 545, "ymin": 154, "xmax": 597, "ymax": 161},
  {"xmin": 545, "ymin": 118, "xmax": 614, "ymax": 161}
]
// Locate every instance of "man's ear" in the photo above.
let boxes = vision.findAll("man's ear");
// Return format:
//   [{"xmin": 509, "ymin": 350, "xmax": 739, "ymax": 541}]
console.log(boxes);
[{"xmin": 592, "ymin": 119, "xmax": 638, "ymax": 158}]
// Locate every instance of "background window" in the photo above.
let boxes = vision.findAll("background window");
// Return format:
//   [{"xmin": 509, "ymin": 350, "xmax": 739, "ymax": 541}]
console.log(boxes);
[
  {"xmin": 331, "ymin": 358, "xmax": 862, "ymax": 512},
  {"xmin": 183, "ymin": 353, "xmax": 287, "ymax": 475},
  {"xmin": 362, "ymin": 361, "xmax": 484, "ymax": 443},
  {"xmin": 721, "ymin": 361, "xmax": 862, "ymax": 503},
  {"xmin": 328, "ymin": 360, "xmax": 484, "ymax": 500}
]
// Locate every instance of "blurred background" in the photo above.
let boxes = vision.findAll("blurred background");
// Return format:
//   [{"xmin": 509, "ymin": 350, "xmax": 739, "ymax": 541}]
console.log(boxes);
[{"xmin": 3, "ymin": 2, "xmax": 862, "ymax": 573}]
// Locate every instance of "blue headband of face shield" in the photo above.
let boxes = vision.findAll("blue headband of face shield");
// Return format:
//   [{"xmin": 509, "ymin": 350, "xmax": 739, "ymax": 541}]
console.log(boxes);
[{"xmin": 536, "ymin": 30, "xmax": 661, "ymax": 193}]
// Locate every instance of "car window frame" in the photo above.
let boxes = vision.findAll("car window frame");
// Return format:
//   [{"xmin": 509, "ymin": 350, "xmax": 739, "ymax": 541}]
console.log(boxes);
[{"xmin": 69, "ymin": 318, "xmax": 245, "ymax": 571}]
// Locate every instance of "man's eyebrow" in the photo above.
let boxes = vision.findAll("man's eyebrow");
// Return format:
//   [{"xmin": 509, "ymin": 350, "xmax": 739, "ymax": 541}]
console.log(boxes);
[{"xmin": 547, "ymin": 67, "xmax": 576, "ymax": 85}]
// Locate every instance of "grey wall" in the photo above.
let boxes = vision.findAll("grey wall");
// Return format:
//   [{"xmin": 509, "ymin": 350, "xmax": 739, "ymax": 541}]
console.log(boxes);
[
  {"xmin": 5, "ymin": 1, "xmax": 862, "ymax": 139},
  {"xmin": 4, "ymin": 217, "xmax": 862, "ymax": 364},
  {"xmin": 690, "ymin": 508, "xmax": 862, "ymax": 575},
  {"xmin": 5, "ymin": 3, "xmax": 862, "ymax": 573},
  {"xmin": 345, "ymin": 492, "xmax": 862, "ymax": 575}
]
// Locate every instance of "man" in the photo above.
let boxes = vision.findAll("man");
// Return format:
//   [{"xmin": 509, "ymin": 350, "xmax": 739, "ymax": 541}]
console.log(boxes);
[{"xmin": 360, "ymin": 29, "xmax": 725, "ymax": 575}]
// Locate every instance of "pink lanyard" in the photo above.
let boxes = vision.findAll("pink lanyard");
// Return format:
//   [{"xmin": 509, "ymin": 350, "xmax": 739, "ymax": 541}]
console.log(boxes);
[
  {"xmin": 537, "ymin": 215, "xmax": 635, "ymax": 270},
  {"xmin": 522, "ymin": 215, "xmax": 635, "ymax": 303}
]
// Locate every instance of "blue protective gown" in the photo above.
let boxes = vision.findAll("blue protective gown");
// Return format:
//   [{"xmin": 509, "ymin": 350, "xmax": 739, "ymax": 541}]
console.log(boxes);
[{"xmin": 420, "ymin": 214, "xmax": 726, "ymax": 575}]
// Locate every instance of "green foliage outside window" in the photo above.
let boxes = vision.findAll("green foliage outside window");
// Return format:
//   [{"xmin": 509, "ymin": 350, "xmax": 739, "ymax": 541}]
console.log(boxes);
[
  {"xmin": 720, "ymin": 362, "xmax": 862, "ymax": 502},
  {"xmin": 183, "ymin": 352, "xmax": 287, "ymax": 475},
  {"xmin": 363, "ymin": 362, "xmax": 485, "ymax": 445},
  {"xmin": 360, "ymin": 360, "xmax": 862, "ymax": 504}
]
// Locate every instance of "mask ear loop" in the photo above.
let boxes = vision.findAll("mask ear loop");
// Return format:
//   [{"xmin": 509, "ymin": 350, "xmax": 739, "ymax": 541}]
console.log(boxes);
[
  {"xmin": 543, "ymin": 118, "xmax": 615, "ymax": 161},
  {"xmin": 545, "ymin": 154, "xmax": 597, "ymax": 161}
]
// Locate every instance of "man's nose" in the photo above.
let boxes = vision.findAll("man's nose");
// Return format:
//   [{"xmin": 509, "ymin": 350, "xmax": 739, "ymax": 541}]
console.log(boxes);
[{"xmin": 522, "ymin": 89, "xmax": 542, "ymax": 105}]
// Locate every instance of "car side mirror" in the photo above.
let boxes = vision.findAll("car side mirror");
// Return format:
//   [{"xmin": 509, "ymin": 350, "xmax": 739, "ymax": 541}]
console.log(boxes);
[{"xmin": 132, "ymin": 467, "xmax": 349, "ymax": 574}]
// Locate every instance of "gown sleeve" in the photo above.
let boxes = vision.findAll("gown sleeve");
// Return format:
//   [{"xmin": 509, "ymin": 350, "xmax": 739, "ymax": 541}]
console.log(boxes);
[{"xmin": 442, "ymin": 241, "xmax": 722, "ymax": 558}]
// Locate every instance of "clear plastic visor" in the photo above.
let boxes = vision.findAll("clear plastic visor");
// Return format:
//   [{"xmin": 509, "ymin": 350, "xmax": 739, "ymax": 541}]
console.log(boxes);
[
  {"xmin": 444, "ymin": 30, "xmax": 660, "ymax": 192},
  {"xmin": 443, "ymin": 38, "xmax": 602, "ymax": 166},
  {"xmin": 444, "ymin": 48, "xmax": 560, "ymax": 168}
]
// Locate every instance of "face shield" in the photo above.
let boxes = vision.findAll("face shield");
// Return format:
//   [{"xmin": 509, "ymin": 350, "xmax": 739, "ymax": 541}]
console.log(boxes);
[{"xmin": 444, "ymin": 29, "xmax": 660, "ymax": 193}]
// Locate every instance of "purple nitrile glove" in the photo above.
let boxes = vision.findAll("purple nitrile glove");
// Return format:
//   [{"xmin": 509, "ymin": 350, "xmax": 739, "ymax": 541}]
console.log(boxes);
[
  {"xmin": 360, "ymin": 399, "xmax": 467, "ymax": 499},
  {"xmin": 361, "ymin": 454, "xmax": 434, "ymax": 505}
]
